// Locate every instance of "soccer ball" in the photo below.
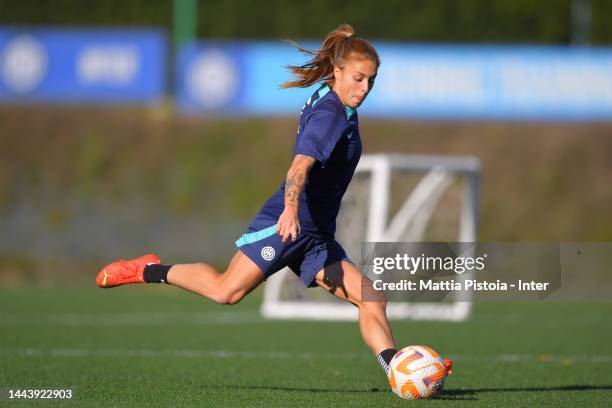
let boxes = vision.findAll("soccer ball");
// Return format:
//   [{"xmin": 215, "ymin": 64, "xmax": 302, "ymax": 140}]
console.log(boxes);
[{"xmin": 388, "ymin": 345, "xmax": 452, "ymax": 399}]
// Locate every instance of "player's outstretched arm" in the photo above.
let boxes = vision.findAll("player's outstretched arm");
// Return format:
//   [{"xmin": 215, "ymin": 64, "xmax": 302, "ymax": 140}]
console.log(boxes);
[{"xmin": 277, "ymin": 154, "xmax": 315, "ymax": 243}]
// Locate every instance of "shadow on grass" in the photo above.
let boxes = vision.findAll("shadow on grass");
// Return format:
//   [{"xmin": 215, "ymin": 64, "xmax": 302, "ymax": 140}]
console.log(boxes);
[
  {"xmin": 208, "ymin": 384, "xmax": 389, "ymax": 394},
  {"xmin": 438, "ymin": 384, "xmax": 612, "ymax": 401},
  {"xmin": 211, "ymin": 384, "xmax": 612, "ymax": 401}
]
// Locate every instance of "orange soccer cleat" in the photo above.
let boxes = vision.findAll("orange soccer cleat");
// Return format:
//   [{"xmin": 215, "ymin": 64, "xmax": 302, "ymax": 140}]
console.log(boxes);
[
  {"xmin": 96, "ymin": 254, "xmax": 161, "ymax": 288},
  {"xmin": 443, "ymin": 358, "xmax": 453, "ymax": 376}
]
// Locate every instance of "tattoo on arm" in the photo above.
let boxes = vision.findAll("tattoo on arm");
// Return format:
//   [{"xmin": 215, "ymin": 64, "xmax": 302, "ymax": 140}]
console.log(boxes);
[
  {"xmin": 285, "ymin": 171, "xmax": 305, "ymax": 208},
  {"xmin": 284, "ymin": 155, "xmax": 315, "ymax": 209}
]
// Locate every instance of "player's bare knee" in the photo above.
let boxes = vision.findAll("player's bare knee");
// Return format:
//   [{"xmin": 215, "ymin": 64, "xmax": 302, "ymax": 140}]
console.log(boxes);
[
  {"xmin": 378, "ymin": 293, "xmax": 388, "ymax": 311},
  {"xmin": 356, "ymin": 282, "xmax": 387, "ymax": 311},
  {"xmin": 212, "ymin": 291, "xmax": 232, "ymax": 305},
  {"xmin": 360, "ymin": 298, "xmax": 387, "ymax": 314},
  {"xmin": 227, "ymin": 292, "xmax": 245, "ymax": 305},
  {"xmin": 213, "ymin": 288, "xmax": 244, "ymax": 305}
]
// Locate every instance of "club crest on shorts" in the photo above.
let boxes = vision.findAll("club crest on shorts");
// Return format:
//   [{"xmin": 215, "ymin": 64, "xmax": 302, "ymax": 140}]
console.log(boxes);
[{"xmin": 261, "ymin": 246, "xmax": 275, "ymax": 261}]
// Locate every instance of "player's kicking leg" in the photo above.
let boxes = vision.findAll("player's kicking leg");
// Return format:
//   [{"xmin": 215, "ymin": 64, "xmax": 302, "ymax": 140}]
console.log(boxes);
[
  {"xmin": 315, "ymin": 261, "xmax": 453, "ymax": 385},
  {"xmin": 96, "ymin": 251, "xmax": 264, "ymax": 305},
  {"xmin": 314, "ymin": 260, "xmax": 398, "ymax": 377}
]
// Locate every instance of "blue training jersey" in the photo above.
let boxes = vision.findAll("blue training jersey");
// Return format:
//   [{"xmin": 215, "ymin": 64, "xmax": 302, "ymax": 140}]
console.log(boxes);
[{"xmin": 246, "ymin": 83, "xmax": 362, "ymax": 239}]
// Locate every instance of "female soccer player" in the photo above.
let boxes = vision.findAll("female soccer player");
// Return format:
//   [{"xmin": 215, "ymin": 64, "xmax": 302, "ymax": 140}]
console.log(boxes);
[{"xmin": 96, "ymin": 24, "xmax": 400, "ymax": 378}]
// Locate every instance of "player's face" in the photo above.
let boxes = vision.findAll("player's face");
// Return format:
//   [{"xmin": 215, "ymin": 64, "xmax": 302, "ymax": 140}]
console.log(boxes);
[{"xmin": 333, "ymin": 55, "xmax": 378, "ymax": 108}]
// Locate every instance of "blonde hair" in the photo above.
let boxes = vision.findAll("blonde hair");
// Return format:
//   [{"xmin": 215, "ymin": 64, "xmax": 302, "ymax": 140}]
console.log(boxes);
[{"xmin": 281, "ymin": 24, "xmax": 380, "ymax": 89}]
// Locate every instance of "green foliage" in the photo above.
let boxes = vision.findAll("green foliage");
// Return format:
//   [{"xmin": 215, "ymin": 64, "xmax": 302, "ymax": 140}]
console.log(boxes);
[
  {"xmin": 0, "ymin": 0, "xmax": 610, "ymax": 44},
  {"xmin": 2, "ymin": 106, "xmax": 612, "ymax": 241}
]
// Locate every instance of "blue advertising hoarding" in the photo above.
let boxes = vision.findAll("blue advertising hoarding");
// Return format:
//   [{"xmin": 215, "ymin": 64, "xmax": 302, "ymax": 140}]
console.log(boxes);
[
  {"xmin": 176, "ymin": 41, "xmax": 315, "ymax": 115},
  {"xmin": 176, "ymin": 41, "xmax": 612, "ymax": 121},
  {"xmin": 0, "ymin": 28, "xmax": 166, "ymax": 104}
]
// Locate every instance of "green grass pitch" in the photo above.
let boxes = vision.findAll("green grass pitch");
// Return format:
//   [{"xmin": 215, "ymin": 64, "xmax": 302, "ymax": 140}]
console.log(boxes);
[{"xmin": 1, "ymin": 285, "xmax": 611, "ymax": 407}]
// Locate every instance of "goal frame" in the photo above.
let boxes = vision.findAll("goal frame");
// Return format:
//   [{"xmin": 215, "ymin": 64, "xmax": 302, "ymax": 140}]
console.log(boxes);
[{"xmin": 260, "ymin": 153, "xmax": 480, "ymax": 322}]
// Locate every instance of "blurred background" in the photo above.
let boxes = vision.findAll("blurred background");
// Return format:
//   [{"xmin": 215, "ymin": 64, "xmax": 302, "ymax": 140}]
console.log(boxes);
[
  {"xmin": 1, "ymin": 0, "xmax": 611, "ymax": 285},
  {"xmin": 2, "ymin": 5, "xmax": 611, "ymax": 405}
]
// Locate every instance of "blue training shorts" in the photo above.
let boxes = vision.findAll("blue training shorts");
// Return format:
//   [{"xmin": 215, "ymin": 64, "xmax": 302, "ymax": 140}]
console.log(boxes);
[{"xmin": 235, "ymin": 223, "xmax": 350, "ymax": 288}]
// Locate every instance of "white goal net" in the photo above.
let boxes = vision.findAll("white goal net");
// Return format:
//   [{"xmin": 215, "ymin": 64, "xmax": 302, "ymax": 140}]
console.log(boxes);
[{"xmin": 261, "ymin": 154, "xmax": 480, "ymax": 321}]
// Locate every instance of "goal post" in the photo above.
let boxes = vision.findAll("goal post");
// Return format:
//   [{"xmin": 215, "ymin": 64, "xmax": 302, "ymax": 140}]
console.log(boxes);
[{"xmin": 260, "ymin": 153, "xmax": 480, "ymax": 322}]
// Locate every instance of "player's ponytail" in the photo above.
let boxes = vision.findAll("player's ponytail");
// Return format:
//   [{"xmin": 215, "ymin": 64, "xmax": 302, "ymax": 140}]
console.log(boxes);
[{"xmin": 281, "ymin": 24, "xmax": 380, "ymax": 89}]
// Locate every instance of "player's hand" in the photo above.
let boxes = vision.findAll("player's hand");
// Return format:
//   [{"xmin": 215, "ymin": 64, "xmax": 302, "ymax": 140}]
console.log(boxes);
[{"xmin": 277, "ymin": 207, "xmax": 301, "ymax": 243}]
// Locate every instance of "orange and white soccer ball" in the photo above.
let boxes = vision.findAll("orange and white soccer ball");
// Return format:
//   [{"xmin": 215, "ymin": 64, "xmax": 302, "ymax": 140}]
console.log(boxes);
[{"xmin": 388, "ymin": 345, "xmax": 452, "ymax": 399}]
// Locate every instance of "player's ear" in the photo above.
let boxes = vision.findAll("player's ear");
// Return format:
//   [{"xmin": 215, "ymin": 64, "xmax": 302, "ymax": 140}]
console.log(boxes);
[{"xmin": 333, "ymin": 64, "xmax": 343, "ymax": 82}]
